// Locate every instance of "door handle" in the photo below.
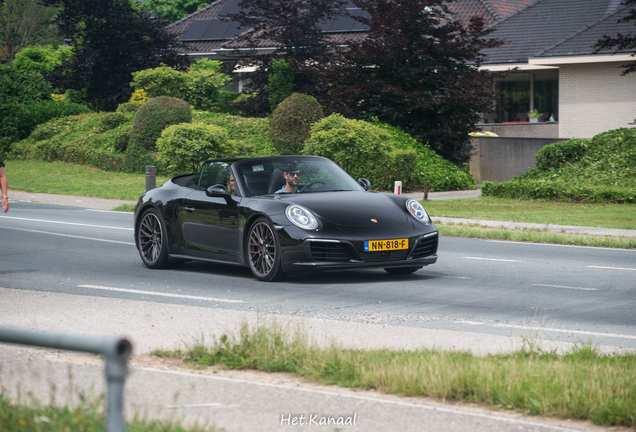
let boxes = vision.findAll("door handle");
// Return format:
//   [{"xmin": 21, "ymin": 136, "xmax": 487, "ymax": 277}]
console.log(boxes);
[{"xmin": 185, "ymin": 206, "xmax": 195, "ymax": 213}]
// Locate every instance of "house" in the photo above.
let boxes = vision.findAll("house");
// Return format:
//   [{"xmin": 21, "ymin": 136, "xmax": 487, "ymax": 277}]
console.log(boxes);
[
  {"xmin": 169, "ymin": 0, "xmax": 636, "ymax": 140},
  {"xmin": 477, "ymin": 0, "xmax": 636, "ymax": 140}
]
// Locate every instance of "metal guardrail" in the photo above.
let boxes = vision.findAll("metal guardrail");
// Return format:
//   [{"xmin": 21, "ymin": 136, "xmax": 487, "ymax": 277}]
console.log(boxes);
[{"xmin": 0, "ymin": 326, "xmax": 133, "ymax": 432}]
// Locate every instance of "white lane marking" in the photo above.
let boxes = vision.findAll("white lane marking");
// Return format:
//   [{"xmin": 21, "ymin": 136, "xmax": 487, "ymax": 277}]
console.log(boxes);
[
  {"xmin": 455, "ymin": 321, "xmax": 484, "ymax": 325},
  {"xmin": 587, "ymin": 265, "xmax": 636, "ymax": 272},
  {"xmin": 136, "ymin": 367, "xmax": 582, "ymax": 431},
  {"xmin": 533, "ymin": 284, "xmax": 598, "ymax": 291},
  {"xmin": 494, "ymin": 324, "xmax": 636, "ymax": 340},
  {"xmin": 0, "ymin": 226, "xmax": 134, "ymax": 245},
  {"xmin": 86, "ymin": 209, "xmax": 133, "ymax": 214},
  {"xmin": 462, "ymin": 257, "xmax": 522, "ymax": 262},
  {"xmin": 78, "ymin": 285, "xmax": 243, "ymax": 304},
  {"xmin": 167, "ymin": 402, "xmax": 225, "ymax": 409},
  {"xmin": 0, "ymin": 215, "xmax": 133, "ymax": 230},
  {"xmin": 486, "ymin": 239, "xmax": 636, "ymax": 252}
]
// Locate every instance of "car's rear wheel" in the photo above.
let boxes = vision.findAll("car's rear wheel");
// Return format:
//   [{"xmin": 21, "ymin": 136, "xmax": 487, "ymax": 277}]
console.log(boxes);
[
  {"xmin": 137, "ymin": 208, "xmax": 170, "ymax": 269},
  {"xmin": 247, "ymin": 217, "xmax": 286, "ymax": 282},
  {"xmin": 384, "ymin": 266, "xmax": 421, "ymax": 275}
]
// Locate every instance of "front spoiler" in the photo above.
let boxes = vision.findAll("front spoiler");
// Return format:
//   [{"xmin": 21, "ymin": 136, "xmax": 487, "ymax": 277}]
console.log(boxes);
[{"xmin": 288, "ymin": 254, "xmax": 438, "ymax": 274}]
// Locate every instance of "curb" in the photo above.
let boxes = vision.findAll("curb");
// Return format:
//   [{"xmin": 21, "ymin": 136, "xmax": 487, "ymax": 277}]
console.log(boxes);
[{"xmin": 432, "ymin": 217, "xmax": 636, "ymax": 238}]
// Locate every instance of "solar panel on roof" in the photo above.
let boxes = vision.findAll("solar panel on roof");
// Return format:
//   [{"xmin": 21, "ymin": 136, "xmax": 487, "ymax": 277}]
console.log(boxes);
[
  {"xmin": 323, "ymin": 9, "xmax": 368, "ymax": 33},
  {"xmin": 218, "ymin": 0, "xmax": 244, "ymax": 16},
  {"xmin": 181, "ymin": 19, "xmax": 213, "ymax": 41},
  {"xmin": 200, "ymin": 19, "xmax": 242, "ymax": 40}
]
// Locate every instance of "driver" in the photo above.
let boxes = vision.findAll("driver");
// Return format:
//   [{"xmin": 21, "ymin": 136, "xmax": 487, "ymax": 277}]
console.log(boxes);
[{"xmin": 275, "ymin": 164, "xmax": 300, "ymax": 193}]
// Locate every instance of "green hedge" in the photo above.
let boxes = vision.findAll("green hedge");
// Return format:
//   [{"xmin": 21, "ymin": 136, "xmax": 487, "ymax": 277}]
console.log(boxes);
[{"xmin": 483, "ymin": 128, "xmax": 636, "ymax": 203}]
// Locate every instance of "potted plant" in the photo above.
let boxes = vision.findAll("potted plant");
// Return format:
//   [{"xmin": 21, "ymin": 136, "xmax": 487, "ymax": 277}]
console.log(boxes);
[{"xmin": 528, "ymin": 109, "xmax": 542, "ymax": 123}]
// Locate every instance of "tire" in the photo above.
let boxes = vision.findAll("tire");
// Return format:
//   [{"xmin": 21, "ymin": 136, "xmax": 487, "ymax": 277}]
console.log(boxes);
[
  {"xmin": 137, "ymin": 207, "xmax": 170, "ymax": 269},
  {"xmin": 247, "ymin": 217, "xmax": 286, "ymax": 282},
  {"xmin": 384, "ymin": 266, "xmax": 421, "ymax": 275}
]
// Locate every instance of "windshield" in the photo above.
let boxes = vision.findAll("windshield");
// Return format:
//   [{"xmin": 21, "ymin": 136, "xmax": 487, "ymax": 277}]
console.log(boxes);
[{"xmin": 234, "ymin": 156, "xmax": 363, "ymax": 197}]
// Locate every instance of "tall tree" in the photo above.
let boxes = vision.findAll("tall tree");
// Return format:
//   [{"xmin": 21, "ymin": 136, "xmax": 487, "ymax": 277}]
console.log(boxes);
[
  {"xmin": 594, "ymin": 0, "xmax": 636, "ymax": 75},
  {"xmin": 323, "ymin": 0, "xmax": 503, "ymax": 164},
  {"xmin": 41, "ymin": 0, "xmax": 189, "ymax": 111},
  {"xmin": 226, "ymin": 0, "xmax": 345, "ymax": 115},
  {"xmin": 139, "ymin": 0, "xmax": 210, "ymax": 24},
  {"xmin": 0, "ymin": 0, "xmax": 61, "ymax": 62}
]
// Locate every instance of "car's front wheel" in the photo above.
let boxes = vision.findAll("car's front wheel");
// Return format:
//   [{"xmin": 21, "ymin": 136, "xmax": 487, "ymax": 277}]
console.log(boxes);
[
  {"xmin": 137, "ymin": 208, "xmax": 170, "ymax": 269},
  {"xmin": 384, "ymin": 266, "xmax": 421, "ymax": 275},
  {"xmin": 247, "ymin": 217, "xmax": 286, "ymax": 282}
]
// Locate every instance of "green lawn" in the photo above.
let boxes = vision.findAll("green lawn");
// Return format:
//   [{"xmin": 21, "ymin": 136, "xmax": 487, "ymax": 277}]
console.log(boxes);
[
  {"xmin": 424, "ymin": 197, "xmax": 636, "ymax": 230},
  {"xmin": 5, "ymin": 160, "xmax": 170, "ymax": 201}
]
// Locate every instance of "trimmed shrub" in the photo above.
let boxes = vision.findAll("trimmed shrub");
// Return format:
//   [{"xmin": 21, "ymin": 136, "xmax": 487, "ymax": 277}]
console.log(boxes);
[
  {"xmin": 121, "ymin": 140, "xmax": 156, "ymax": 174},
  {"xmin": 482, "ymin": 128, "xmax": 636, "ymax": 203},
  {"xmin": 156, "ymin": 122, "xmax": 235, "ymax": 174},
  {"xmin": 271, "ymin": 93, "xmax": 324, "ymax": 155},
  {"xmin": 535, "ymin": 139, "xmax": 591, "ymax": 171},
  {"xmin": 305, "ymin": 114, "xmax": 403, "ymax": 189},
  {"xmin": 129, "ymin": 96, "xmax": 192, "ymax": 151},
  {"xmin": 15, "ymin": 100, "xmax": 92, "ymax": 142},
  {"xmin": 98, "ymin": 112, "xmax": 127, "ymax": 132}
]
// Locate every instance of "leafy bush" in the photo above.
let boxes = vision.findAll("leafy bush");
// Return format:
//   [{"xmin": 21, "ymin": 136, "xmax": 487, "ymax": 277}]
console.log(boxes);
[
  {"xmin": 16, "ymin": 100, "xmax": 92, "ymax": 141},
  {"xmin": 129, "ymin": 96, "xmax": 192, "ymax": 151},
  {"xmin": 156, "ymin": 123, "xmax": 234, "ymax": 174},
  {"xmin": 11, "ymin": 113, "xmax": 135, "ymax": 171},
  {"xmin": 130, "ymin": 60, "xmax": 231, "ymax": 110},
  {"xmin": 483, "ymin": 128, "xmax": 636, "ymax": 203},
  {"xmin": 271, "ymin": 93, "xmax": 324, "ymax": 155},
  {"xmin": 98, "ymin": 112, "xmax": 127, "ymax": 131},
  {"xmin": 535, "ymin": 139, "xmax": 590, "ymax": 171},
  {"xmin": 375, "ymin": 121, "xmax": 475, "ymax": 191},
  {"xmin": 304, "ymin": 114, "xmax": 415, "ymax": 190},
  {"xmin": 13, "ymin": 45, "xmax": 71, "ymax": 75}
]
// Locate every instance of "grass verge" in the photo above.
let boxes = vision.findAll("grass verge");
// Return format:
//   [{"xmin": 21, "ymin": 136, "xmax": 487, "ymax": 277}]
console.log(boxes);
[
  {"xmin": 0, "ymin": 393, "xmax": 222, "ymax": 431},
  {"xmin": 5, "ymin": 160, "xmax": 170, "ymax": 201},
  {"xmin": 153, "ymin": 321, "xmax": 636, "ymax": 429},
  {"xmin": 436, "ymin": 224, "xmax": 636, "ymax": 249},
  {"xmin": 423, "ymin": 197, "xmax": 636, "ymax": 230}
]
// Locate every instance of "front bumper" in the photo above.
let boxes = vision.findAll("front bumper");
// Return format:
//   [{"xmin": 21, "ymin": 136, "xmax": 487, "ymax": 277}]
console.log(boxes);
[{"xmin": 281, "ymin": 231, "xmax": 439, "ymax": 274}]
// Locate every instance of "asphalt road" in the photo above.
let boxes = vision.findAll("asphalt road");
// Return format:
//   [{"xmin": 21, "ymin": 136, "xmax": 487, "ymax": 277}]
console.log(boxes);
[
  {"xmin": 1, "ymin": 201, "xmax": 635, "ymax": 350},
  {"xmin": 1, "ymin": 201, "xmax": 635, "ymax": 432}
]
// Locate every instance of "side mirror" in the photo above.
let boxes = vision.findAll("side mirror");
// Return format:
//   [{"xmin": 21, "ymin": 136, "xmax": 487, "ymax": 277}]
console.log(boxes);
[
  {"xmin": 358, "ymin": 178, "xmax": 371, "ymax": 191},
  {"xmin": 206, "ymin": 184, "xmax": 234, "ymax": 204}
]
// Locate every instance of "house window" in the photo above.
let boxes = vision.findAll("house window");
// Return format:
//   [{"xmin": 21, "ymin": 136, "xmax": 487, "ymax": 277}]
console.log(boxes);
[{"xmin": 489, "ymin": 73, "xmax": 559, "ymax": 123}]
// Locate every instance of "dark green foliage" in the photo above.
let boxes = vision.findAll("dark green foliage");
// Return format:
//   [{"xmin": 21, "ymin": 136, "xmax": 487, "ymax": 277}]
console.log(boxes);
[
  {"xmin": 41, "ymin": 0, "xmax": 189, "ymax": 111},
  {"xmin": 271, "ymin": 93, "xmax": 324, "ymax": 155},
  {"xmin": 323, "ymin": 0, "xmax": 504, "ymax": 165},
  {"xmin": 121, "ymin": 140, "xmax": 157, "ymax": 174},
  {"xmin": 129, "ymin": 96, "xmax": 192, "ymax": 151},
  {"xmin": 116, "ymin": 102, "xmax": 139, "ymax": 113},
  {"xmin": 265, "ymin": 59, "xmax": 296, "ymax": 112},
  {"xmin": 535, "ymin": 139, "xmax": 590, "ymax": 171},
  {"xmin": 482, "ymin": 128, "xmax": 636, "ymax": 203},
  {"xmin": 17, "ymin": 100, "xmax": 92, "ymax": 141},
  {"xmin": 0, "ymin": 64, "xmax": 52, "ymax": 142}
]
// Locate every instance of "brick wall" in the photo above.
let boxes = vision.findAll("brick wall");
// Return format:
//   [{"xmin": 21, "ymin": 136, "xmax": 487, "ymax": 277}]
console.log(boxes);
[{"xmin": 559, "ymin": 62, "xmax": 636, "ymax": 138}]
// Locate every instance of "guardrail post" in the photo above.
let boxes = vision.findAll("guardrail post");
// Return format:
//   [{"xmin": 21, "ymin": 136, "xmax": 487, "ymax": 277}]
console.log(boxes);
[
  {"xmin": 145, "ymin": 166, "xmax": 156, "ymax": 191},
  {"xmin": 0, "ymin": 327, "xmax": 132, "ymax": 432}
]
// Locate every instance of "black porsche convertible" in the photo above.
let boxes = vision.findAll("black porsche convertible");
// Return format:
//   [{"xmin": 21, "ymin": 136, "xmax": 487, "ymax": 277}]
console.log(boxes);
[{"xmin": 134, "ymin": 155, "xmax": 438, "ymax": 281}]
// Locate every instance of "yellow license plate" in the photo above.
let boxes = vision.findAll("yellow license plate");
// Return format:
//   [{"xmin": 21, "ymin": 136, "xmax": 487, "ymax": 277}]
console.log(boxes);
[{"xmin": 364, "ymin": 238, "xmax": 408, "ymax": 252}]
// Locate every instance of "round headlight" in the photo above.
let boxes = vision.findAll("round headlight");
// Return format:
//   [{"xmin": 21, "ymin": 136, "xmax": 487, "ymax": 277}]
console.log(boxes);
[
  {"xmin": 406, "ymin": 199, "xmax": 430, "ymax": 222},
  {"xmin": 285, "ymin": 205, "xmax": 318, "ymax": 230}
]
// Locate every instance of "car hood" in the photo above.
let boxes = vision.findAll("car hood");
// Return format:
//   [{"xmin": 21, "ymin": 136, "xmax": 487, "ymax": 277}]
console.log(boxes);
[{"xmin": 278, "ymin": 191, "xmax": 409, "ymax": 227}]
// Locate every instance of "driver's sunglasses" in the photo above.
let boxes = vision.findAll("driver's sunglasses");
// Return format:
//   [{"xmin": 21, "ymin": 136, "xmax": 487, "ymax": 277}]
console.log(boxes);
[{"xmin": 287, "ymin": 172, "xmax": 300, "ymax": 177}]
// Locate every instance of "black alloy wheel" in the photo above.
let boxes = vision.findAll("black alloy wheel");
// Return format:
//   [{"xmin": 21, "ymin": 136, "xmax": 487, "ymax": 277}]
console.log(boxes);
[
  {"xmin": 247, "ymin": 217, "xmax": 285, "ymax": 281},
  {"xmin": 137, "ymin": 208, "xmax": 170, "ymax": 269},
  {"xmin": 384, "ymin": 266, "xmax": 421, "ymax": 275}
]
